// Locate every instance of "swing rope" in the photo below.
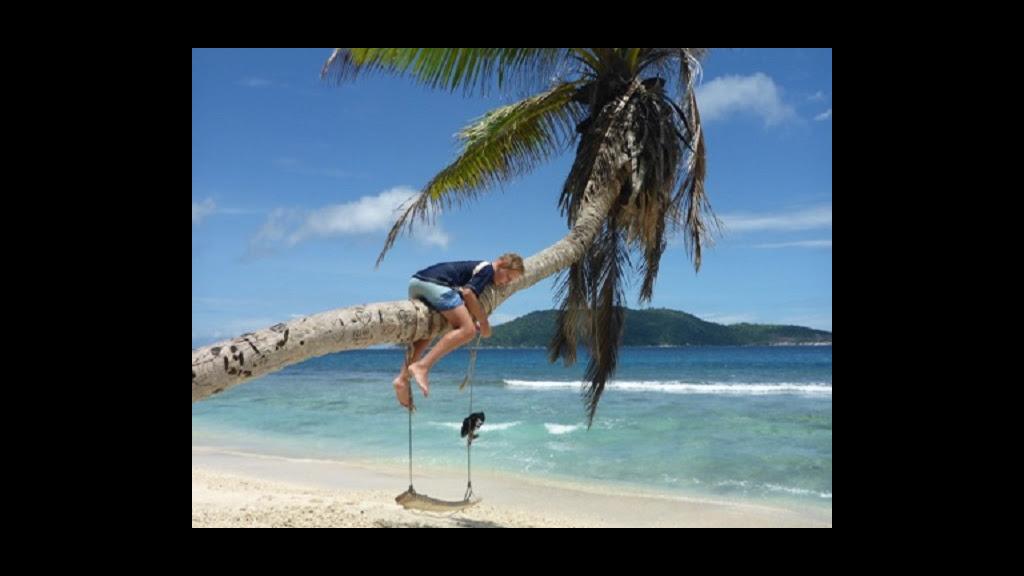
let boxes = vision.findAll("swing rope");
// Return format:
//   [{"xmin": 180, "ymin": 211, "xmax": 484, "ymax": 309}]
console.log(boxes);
[{"xmin": 404, "ymin": 333, "xmax": 482, "ymax": 502}]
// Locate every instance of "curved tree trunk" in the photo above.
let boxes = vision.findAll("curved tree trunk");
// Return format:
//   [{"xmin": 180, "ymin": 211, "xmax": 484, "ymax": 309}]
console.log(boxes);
[
  {"xmin": 192, "ymin": 181, "xmax": 621, "ymax": 402},
  {"xmin": 192, "ymin": 83, "xmax": 643, "ymax": 403}
]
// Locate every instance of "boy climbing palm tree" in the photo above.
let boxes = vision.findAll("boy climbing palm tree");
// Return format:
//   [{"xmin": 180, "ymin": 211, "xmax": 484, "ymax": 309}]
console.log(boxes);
[{"xmin": 393, "ymin": 253, "xmax": 525, "ymax": 408}]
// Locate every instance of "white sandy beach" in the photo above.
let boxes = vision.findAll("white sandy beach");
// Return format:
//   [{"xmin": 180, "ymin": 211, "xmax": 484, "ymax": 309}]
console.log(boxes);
[{"xmin": 192, "ymin": 446, "xmax": 831, "ymax": 528}]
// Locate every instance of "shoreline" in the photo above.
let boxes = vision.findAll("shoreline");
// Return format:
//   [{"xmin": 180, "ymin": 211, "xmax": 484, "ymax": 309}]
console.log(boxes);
[{"xmin": 192, "ymin": 445, "xmax": 831, "ymax": 528}]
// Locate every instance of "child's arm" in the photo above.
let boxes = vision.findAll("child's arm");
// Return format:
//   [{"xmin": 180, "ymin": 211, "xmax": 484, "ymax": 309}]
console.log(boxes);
[{"xmin": 459, "ymin": 288, "xmax": 492, "ymax": 337}]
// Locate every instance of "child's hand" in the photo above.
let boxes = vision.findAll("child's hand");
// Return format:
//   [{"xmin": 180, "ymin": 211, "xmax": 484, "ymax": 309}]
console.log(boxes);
[{"xmin": 479, "ymin": 320, "xmax": 492, "ymax": 338}]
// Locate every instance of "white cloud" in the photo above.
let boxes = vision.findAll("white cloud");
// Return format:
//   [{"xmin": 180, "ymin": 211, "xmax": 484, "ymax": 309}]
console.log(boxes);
[
  {"xmin": 250, "ymin": 187, "xmax": 449, "ymax": 255},
  {"xmin": 416, "ymin": 226, "xmax": 451, "ymax": 248},
  {"xmin": 754, "ymin": 239, "xmax": 832, "ymax": 249},
  {"xmin": 250, "ymin": 207, "xmax": 296, "ymax": 252},
  {"xmin": 696, "ymin": 73, "xmax": 796, "ymax": 126},
  {"xmin": 296, "ymin": 188, "xmax": 445, "ymax": 243},
  {"xmin": 721, "ymin": 205, "xmax": 832, "ymax": 233},
  {"xmin": 815, "ymin": 108, "xmax": 832, "ymax": 121},
  {"xmin": 807, "ymin": 91, "xmax": 827, "ymax": 102},
  {"xmin": 192, "ymin": 198, "xmax": 216, "ymax": 226}
]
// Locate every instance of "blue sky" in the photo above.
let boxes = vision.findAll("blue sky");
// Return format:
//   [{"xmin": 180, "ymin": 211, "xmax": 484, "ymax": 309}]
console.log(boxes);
[{"xmin": 192, "ymin": 48, "xmax": 832, "ymax": 346}]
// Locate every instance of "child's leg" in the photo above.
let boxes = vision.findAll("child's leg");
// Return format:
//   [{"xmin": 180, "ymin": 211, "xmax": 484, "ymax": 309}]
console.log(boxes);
[
  {"xmin": 408, "ymin": 305, "xmax": 476, "ymax": 396},
  {"xmin": 393, "ymin": 338, "xmax": 431, "ymax": 408},
  {"xmin": 405, "ymin": 339, "xmax": 431, "ymax": 375}
]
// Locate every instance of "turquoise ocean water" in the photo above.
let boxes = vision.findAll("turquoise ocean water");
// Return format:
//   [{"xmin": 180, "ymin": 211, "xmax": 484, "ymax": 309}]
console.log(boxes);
[{"xmin": 192, "ymin": 346, "xmax": 831, "ymax": 508}]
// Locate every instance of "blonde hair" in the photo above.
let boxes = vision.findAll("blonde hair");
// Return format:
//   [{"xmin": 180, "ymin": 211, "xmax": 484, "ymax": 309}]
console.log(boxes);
[{"xmin": 496, "ymin": 252, "xmax": 525, "ymax": 272}]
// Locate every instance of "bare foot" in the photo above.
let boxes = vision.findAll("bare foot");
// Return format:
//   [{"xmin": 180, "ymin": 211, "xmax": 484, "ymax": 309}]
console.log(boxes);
[
  {"xmin": 408, "ymin": 362, "xmax": 430, "ymax": 397},
  {"xmin": 393, "ymin": 375, "xmax": 412, "ymax": 409}
]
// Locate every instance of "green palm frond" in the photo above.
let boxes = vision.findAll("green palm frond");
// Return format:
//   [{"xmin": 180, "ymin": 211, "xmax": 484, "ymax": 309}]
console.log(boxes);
[
  {"xmin": 671, "ymin": 84, "xmax": 718, "ymax": 271},
  {"xmin": 549, "ymin": 208, "xmax": 630, "ymax": 427},
  {"xmin": 548, "ymin": 261, "xmax": 586, "ymax": 367},
  {"xmin": 322, "ymin": 48, "xmax": 570, "ymax": 96},
  {"xmin": 546, "ymin": 50, "xmax": 716, "ymax": 425},
  {"xmin": 622, "ymin": 78, "xmax": 684, "ymax": 301},
  {"xmin": 326, "ymin": 48, "xmax": 716, "ymax": 426},
  {"xmin": 376, "ymin": 82, "xmax": 584, "ymax": 266},
  {"xmin": 581, "ymin": 214, "xmax": 628, "ymax": 425},
  {"xmin": 429, "ymin": 82, "xmax": 583, "ymax": 201},
  {"xmin": 570, "ymin": 48, "xmax": 601, "ymax": 73}
]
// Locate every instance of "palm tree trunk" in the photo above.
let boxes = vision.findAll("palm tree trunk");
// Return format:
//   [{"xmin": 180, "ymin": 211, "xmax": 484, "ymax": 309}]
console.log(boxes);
[
  {"xmin": 192, "ymin": 180, "xmax": 620, "ymax": 402},
  {"xmin": 192, "ymin": 83, "xmax": 641, "ymax": 403}
]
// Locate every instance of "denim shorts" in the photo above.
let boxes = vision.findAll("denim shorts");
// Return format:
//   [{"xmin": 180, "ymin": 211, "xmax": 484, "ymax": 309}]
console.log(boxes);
[{"xmin": 408, "ymin": 277, "xmax": 463, "ymax": 311}]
